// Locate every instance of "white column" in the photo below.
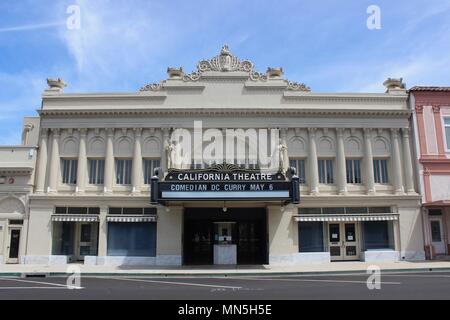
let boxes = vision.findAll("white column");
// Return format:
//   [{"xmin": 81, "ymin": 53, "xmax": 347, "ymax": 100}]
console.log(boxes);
[
  {"xmin": 132, "ymin": 128, "xmax": 143, "ymax": 193},
  {"xmin": 97, "ymin": 206, "xmax": 108, "ymax": 258},
  {"xmin": 103, "ymin": 128, "xmax": 114, "ymax": 194},
  {"xmin": 363, "ymin": 128, "xmax": 375, "ymax": 195},
  {"xmin": 336, "ymin": 128, "xmax": 347, "ymax": 195},
  {"xmin": 402, "ymin": 128, "xmax": 415, "ymax": 193},
  {"xmin": 47, "ymin": 128, "xmax": 60, "ymax": 193},
  {"xmin": 161, "ymin": 128, "xmax": 170, "ymax": 173},
  {"xmin": 76, "ymin": 128, "xmax": 87, "ymax": 193},
  {"xmin": 308, "ymin": 128, "xmax": 319, "ymax": 195},
  {"xmin": 35, "ymin": 128, "xmax": 48, "ymax": 193},
  {"xmin": 391, "ymin": 128, "xmax": 404, "ymax": 194}
]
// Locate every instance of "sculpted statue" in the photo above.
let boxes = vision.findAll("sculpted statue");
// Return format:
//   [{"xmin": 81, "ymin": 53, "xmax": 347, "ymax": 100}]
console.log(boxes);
[
  {"xmin": 166, "ymin": 140, "xmax": 184, "ymax": 169},
  {"xmin": 278, "ymin": 140, "xmax": 290, "ymax": 173}
]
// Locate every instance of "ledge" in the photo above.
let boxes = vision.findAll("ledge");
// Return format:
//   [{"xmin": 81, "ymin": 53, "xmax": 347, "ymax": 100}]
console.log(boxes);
[{"xmin": 38, "ymin": 107, "xmax": 412, "ymax": 118}]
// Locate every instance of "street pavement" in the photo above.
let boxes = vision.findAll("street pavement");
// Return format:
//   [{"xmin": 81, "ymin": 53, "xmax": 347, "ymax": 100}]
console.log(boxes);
[{"xmin": 1, "ymin": 271, "xmax": 450, "ymax": 300}]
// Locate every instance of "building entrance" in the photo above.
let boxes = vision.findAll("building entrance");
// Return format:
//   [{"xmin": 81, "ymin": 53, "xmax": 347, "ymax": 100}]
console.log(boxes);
[{"xmin": 183, "ymin": 208, "xmax": 267, "ymax": 265}]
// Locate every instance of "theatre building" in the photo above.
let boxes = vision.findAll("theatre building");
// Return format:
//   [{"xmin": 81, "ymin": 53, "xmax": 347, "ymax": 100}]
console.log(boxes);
[{"xmin": 20, "ymin": 46, "xmax": 425, "ymax": 266}]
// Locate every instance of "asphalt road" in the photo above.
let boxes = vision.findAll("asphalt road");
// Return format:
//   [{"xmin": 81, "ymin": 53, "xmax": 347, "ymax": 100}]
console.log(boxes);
[{"xmin": 1, "ymin": 271, "xmax": 450, "ymax": 300}]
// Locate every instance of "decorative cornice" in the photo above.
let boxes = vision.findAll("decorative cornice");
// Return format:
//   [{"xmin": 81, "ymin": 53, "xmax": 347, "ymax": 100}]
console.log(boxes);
[
  {"xmin": 38, "ymin": 108, "xmax": 412, "ymax": 118},
  {"xmin": 432, "ymin": 105, "xmax": 441, "ymax": 113},
  {"xmin": 415, "ymin": 105, "xmax": 424, "ymax": 113},
  {"xmin": 0, "ymin": 168, "xmax": 34, "ymax": 176},
  {"xmin": 140, "ymin": 45, "xmax": 310, "ymax": 92}
]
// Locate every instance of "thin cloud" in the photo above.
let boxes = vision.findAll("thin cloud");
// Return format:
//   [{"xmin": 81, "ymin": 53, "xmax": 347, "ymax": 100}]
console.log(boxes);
[{"xmin": 0, "ymin": 21, "xmax": 64, "ymax": 33}]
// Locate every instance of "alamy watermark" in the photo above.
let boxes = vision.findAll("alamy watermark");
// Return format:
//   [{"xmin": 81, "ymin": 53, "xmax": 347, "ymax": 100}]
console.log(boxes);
[
  {"xmin": 66, "ymin": 265, "xmax": 82, "ymax": 289},
  {"xmin": 367, "ymin": 5, "xmax": 381, "ymax": 30},
  {"xmin": 166, "ymin": 121, "xmax": 288, "ymax": 174},
  {"xmin": 66, "ymin": 4, "xmax": 81, "ymax": 30},
  {"xmin": 366, "ymin": 265, "xmax": 381, "ymax": 290}
]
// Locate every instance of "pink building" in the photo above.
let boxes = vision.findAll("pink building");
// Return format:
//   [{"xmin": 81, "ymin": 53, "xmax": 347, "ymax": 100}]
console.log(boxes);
[{"xmin": 411, "ymin": 87, "xmax": 450, "ymax": 259}]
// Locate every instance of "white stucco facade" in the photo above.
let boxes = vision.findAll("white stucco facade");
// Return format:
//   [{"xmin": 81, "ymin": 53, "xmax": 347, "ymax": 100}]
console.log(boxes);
[{"xmin": 1, "ymin": 46, "xmax": 426, "ymax": 266}]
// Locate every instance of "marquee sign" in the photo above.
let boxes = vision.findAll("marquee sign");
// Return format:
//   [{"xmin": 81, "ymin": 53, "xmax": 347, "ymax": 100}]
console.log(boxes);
[{"xmin": 150, "ymin": 164, "xmax": 300, "ymax": 204}]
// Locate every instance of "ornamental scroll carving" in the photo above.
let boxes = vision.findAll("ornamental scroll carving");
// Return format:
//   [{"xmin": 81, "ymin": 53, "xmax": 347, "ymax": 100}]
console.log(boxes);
[{"xmin": 140, "ymin": 45, "xmax": 310, "ymax": 92}]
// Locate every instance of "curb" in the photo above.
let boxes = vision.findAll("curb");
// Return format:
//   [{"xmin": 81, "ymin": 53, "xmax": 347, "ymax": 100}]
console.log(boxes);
[{"xmin": 0, "ymin": 266, "xmax": 449, "ymax": 278}]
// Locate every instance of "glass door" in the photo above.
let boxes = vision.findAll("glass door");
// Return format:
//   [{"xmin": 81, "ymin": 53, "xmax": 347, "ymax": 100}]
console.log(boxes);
[
  {"xmin": 329, "ymin": 223, "xmax": 343, "ymax": 261},
  {"xmin": 329, "ymin": 222, "xmax": 360, "ymax": 261},
  {"xmin": 75, "ymin": 223, "xmax": 99, "ymax": 261},
  {"xmin": 430, "ymin": 218, "xmax": 446, "ymax": 255},
  {"xmin": 6, "ymin": 228, "xmax": 21, "ymax": 264},
  {"xmin": 343, "ymin": 223, "xmax": 359, "ymax": 260}
]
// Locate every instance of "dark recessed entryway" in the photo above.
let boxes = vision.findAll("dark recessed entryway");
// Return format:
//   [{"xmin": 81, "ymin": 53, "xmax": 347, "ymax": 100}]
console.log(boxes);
[{"xmin": 183, "ymin": 207, "xmax": 268, "ymax": 265}]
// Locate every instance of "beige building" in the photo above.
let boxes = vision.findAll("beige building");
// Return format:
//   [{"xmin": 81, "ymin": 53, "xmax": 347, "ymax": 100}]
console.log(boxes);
[
  {"xmin": 6, "ymin": 46, "xmax": 426, "ymax": 266},
  {"xmin": 0, "ymin": 117, "xmax": 39, "ymax": 264}
]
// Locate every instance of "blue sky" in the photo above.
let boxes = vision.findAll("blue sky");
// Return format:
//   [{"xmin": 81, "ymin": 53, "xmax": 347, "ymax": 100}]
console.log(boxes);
[{"xmin": 1, "ymin": 0, "xmax": 449, "ymax": 145}]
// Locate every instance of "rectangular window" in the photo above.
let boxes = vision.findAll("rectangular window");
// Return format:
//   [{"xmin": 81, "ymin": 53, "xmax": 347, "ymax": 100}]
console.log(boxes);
[
  {"xmin": 88, "ymin": 159, "xmax": 105, "ymax": 185},
  {"xmin": 346, "ymin": 159, "xmax": 362, "ymax": 184},
  {"xmin": 52, "ymin": 222, "xmax": 75, "ymax": 255},
  {"xmin": 444, "ymin": 117, "xmax": 450, "ymax": 149},
  {"xmin": 61, "ymin": 159, "xmax": 78, "ymax": 184},
  {"xmin": 115, "ymin": 159, "xmax": 132, "ymax": 185},
  {"xmin": 362, "ymin": 221, "xmax": 393, "ymax": 250},
  {"xmin": 373, "ymin": 159, "xmax": 389, "ymax": 184},
  {"xmin": 107, "ymin": 222, "xmax": 156, "ymax": 257},
  {"xmin": 318, "ymin": 159, "xmax": 334, "ymax": 184},
  {"xmin": 289, "ymin": 159, "xmax": 306, "ymax": 184},
  {"xmin": 143, "ymin": 159, "xmax": 161, "ymax": 184},
  {"xmin": 431, "ymin": 221, "xmax": 442, "ymax": 242},
  {"xmin": 108, "ymin": 207, "xmax": 156, "ymax": 215},
  {"xmin": 298, "ymin": 222, "xmax": 324, "ymax": 252}
]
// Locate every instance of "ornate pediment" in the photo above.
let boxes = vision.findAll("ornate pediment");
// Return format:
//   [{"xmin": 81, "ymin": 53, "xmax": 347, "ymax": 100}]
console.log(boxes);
[{"xmin": 140, "ymin": 45, "xmax": 310, "ymax": 92}]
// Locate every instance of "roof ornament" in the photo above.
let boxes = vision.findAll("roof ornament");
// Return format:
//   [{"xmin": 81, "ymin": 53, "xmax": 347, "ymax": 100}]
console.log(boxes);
[
  {"xmin": 45, "ymin": 78, "xmax": 67, "ymax": 93},
  {"xmin": 140, "ymin": 45, "xmax": 310, "ymax": 92},
  {"xmin": 383, "ymin": 78, "xmax": 406, "ymax": 94}
]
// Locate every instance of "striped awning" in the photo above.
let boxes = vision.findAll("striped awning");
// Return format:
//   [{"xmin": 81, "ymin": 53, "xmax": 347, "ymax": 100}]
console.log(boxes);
[
  {"xmin": 294, "ymin": 214, "xmax": 399, "ymax": 222},
  {"xmin": 107, "ymin": 215, "xmax": 157, "ymax": 223},
  {"xmin": 51, "ymin": 215, "xmax": 99, "ymax": 222}
]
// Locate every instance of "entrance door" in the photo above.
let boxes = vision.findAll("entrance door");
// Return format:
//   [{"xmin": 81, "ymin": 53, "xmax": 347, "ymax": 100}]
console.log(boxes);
[
  {"xmin": 430, "ymin": 218, "xmax": 446, "ymax": 255},
  {"xmin": 237, "ymin": 221, "xmax": 266, "ymax": 264},
  {"xmin": 75, "ymin": 223, "xmax": 97, "ymax": 261},
  {"xmin": 329, "ymin": 223, "xmax": 360, "ymax": 261},
  {"xmin": 6, "ymin": 228, "xmax": 21, "ymax": 264},
  {"xmin": 183, "ymin": 208, "xmax": 267, "ymax": 265},
  {"xmin": 184, "ymin": 220, "xmax": 214, "ymax": 265}
]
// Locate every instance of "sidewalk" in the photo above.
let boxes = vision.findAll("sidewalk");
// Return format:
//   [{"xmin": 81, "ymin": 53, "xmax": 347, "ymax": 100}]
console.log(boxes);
[{"xmin": 1, "ymin": 261, "xmax": 450, "ymax": 277}]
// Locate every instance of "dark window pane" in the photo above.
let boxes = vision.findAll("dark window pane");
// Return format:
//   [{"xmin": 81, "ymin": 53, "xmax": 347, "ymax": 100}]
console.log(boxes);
[
  {"xmin": 123, "ymin": 208, "xmax": 143, "ymax": 215},
  {"xmin": 329, "ymin": 224, "xmax": 340, "ymax": 242},
  {"xmin": 429, "ymin": 209, "xmax": 442, "ymax": 216},
  {"xmin": 299, "ymin": 208, "xmax": 322, "ymax": 214},
  {"xmin": 67, "ymin": 207, "xmax": 87, "ymax": 215},
  {"xmin": 330, "ymin": 246, "xmax": 341, "ymax": 256},
  {"xmin": 298, "ymin": 222, "xmax": 324, "ymax": 252},
  {"xmin": 55, "ymin": 207, "xmax": 67, "ymax": 214},
  {"xmin": 368, "ymin": 207, "xmax": 391, "ymax": 213},
  {"xmin": 323, "ymin": 207, "xmax": 345, "ymax": 214},
  {"xmin": 431, "ymin": 221, "xmax": 442, "ymax": 242},
  {"xmin": 346, "ymin": 207, "xmax": 368, "ymax": 214},
  {"xmin": 299, "ymin": 159, "xmax": 306, "ymax": 184},
  {"xmin": 345, "ymin": 224, "xmax": 356, "ymax": 242},
  {"xmin": 88, "ymin": 207, "xmax": 100, "ymax": 215},
  {"xmin": 109, "ymin": 208, "xmax": 122, "ymax": 215},
  {"xmin": 52, "ymin": 222, "xmax": 75, "ymax": 255},
  {"xmin": 144, "ymin": 208, "xmax": 157, "ymax": 215},
  {"xmin": 363, "ymin": 221, "xmax": 390, "ymax": 249},
  {"xmin": 107, "ymin": 222, "xmax": 157, "ymax": 257},
  {"xmin": 80, "ymin": 224, "xmax": 92, "ymax": 242}
]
